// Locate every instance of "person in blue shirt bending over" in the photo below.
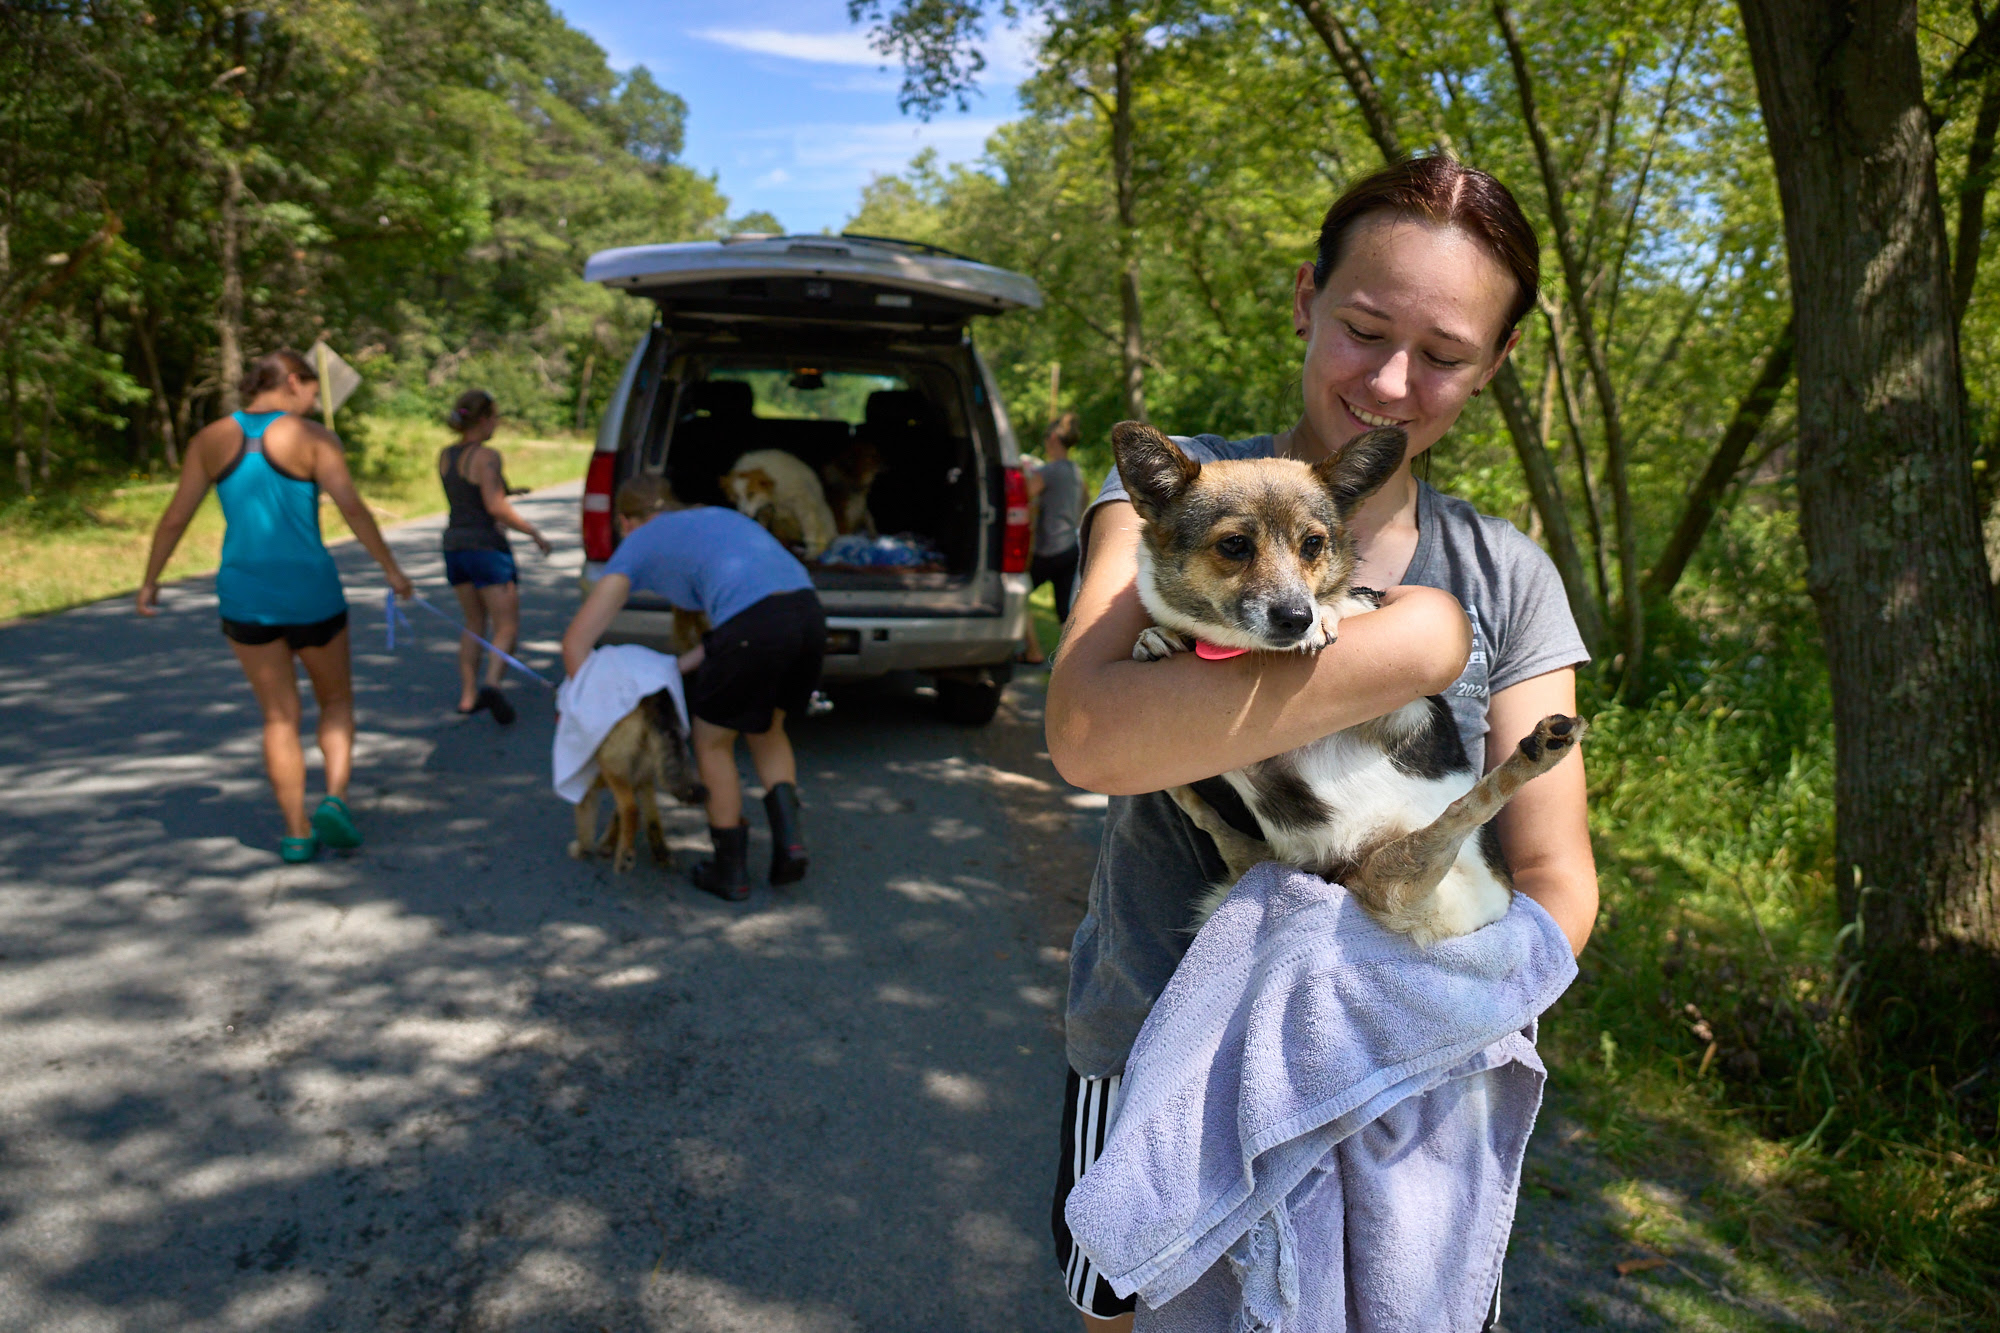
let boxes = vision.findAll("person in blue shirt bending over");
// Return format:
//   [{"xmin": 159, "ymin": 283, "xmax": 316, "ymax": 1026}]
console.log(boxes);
[{"xmin": 562, "ymin": 475, "xmax": 825, "ymax": 901}]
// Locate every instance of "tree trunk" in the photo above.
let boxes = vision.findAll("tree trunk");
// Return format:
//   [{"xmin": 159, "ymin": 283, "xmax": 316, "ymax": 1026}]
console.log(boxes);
[
  {"xmin": 1644, "ymin": 320, "xmax": 1795, "ymax": 602},
  {"xmin": 1289, "ymin": 0, "xmax": 1404, "ymax": 161},
  {"xmin": 132, "ymin": 302, "xmax": 180, "ymax": 469},
  {"xmin": 1111, "ymin": 26, "xmax": 1147, "ymax": 424},
  {"xmin": 1952, "ymin": 69, "xmax": 2000, "ymax": 328},
  {"xmin": 574, "ymin": 350, "xmax": 596, "ymax": 433},
  {"xmin": 1738, "ymin": 0, "xmax": 2000, "ymax": 1002},
  {"xmin": 1489, "ymin": 357, "xmax": 1607, "ymax": 652},
  {"xmin": 217, "ymin": 156, "xmax": 245, "ymax": 414},
  {"xmin": 1495, "ymin": 0, "xmax": 1643, "ymax": 685}
]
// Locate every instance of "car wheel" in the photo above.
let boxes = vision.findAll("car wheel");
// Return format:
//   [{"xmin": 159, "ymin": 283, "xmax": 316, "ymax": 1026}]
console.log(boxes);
[{"xmin": 935, "ymin": 677, "xmax": 1003, "ymax": 726}]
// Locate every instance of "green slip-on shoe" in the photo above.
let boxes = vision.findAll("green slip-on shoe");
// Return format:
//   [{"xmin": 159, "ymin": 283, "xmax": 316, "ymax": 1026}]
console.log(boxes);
[
  {"xmin": 312, "ymin": 796, "xmax": 363, "ymax": 850},
  {"xmin": 280, "ymin": 835, "xmax": 320, "ymax": 864}
]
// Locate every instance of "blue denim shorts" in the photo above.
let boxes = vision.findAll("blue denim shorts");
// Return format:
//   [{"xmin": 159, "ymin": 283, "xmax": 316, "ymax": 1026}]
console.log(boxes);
[{"xmin": 443, "ymin": 547, "xmax": 517, "ymax": 588}]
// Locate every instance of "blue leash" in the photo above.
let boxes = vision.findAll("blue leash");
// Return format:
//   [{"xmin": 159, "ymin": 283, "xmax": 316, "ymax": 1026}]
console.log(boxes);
[{"xmin": 385, "ymin": 589, "xmax": 558, "ymax": 690}]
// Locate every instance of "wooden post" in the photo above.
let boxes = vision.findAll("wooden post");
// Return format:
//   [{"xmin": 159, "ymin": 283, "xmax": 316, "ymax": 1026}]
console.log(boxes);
[{"xmin": 316, "ymin": 341, "xmax": 334, "ymax": 435}]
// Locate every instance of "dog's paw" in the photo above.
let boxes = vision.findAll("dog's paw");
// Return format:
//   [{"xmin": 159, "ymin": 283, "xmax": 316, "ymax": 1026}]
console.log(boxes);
[
  {"xmin": 567, "ymin": 839, "xmax": 590, "ymax": 861},
  {"xmin": 612, "ymin": 845, "xmax": 637, "ymax": 874},
  {"xmin": 1132, "ymin": 626, "xmax": 1192, "ymax": 662},
  {"xmin": 1306, "ymin": 602, "xmax": 1342, "ymax": 650},
  {"xmin": 1516, "ymin": 713, "xmax": 1586, "ymax": 773}
]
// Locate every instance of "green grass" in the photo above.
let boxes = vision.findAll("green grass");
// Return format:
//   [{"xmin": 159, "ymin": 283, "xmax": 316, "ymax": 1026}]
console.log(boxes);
[
  {"xmin": 1541, "ymin": 655, "xmax": 1999, "ymax": 1326},
  {"xmin": 0, "ymin": 416, "xmax": 592, "ymax": 622}
]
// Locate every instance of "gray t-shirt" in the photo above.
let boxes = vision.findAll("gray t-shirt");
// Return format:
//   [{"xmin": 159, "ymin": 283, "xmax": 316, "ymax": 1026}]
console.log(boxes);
[
  {"xmin": 1034, "ymin": 457, "xmax": 1083, "ymax": 557},
  {"xmin": 1064, "ymin": 432, "xmax": 1590, "ymax": 1077}
]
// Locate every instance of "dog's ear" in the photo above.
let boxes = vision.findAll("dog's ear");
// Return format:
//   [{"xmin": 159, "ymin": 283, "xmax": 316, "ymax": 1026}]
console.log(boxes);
[
  {"xmin": 1313, "ymin": 427, "xmax": 1407, "ymax": 519},
  {"xmin": 1111, "ymin": 422, "xmax": 1199, "ymax": 521}
]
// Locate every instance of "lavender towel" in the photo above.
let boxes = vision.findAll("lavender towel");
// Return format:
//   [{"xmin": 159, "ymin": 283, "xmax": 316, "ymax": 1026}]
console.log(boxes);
[{"xmin": 1064, "ymin": 863, "xmax": 1577, "ymax": 1332}]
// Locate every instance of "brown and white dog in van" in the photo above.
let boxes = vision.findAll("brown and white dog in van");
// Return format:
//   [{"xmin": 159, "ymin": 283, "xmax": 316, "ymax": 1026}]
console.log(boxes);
[
  {"xmin": 721, "ymin": 449, "xmax": 839, "ymax": 560},
  {"xmin": 1112, "ymin": 421, "xmax": 1583, "ymax": 947},
  {"xmin": 570, "ymin": 689, "xmax": 707, "ymax": 874},
  {"xmin": 819, "ymin": 440, "xmax": 883, "ymax": 536}
]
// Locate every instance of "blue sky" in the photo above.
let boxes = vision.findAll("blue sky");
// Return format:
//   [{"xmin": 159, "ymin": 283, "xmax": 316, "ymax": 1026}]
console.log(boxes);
[{"xmin": 551, "ymin": 0, "xmax": 1037, "ymax": 233}]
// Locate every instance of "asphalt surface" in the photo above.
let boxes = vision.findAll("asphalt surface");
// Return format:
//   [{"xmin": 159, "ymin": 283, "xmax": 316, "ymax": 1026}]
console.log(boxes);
[{"xmin": 0, "ymin": 483, "xmax": 1106, "ymax": 1332}]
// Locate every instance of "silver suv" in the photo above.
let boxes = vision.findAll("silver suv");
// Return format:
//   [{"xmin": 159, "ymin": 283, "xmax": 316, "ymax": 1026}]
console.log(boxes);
[{"xmin": 577, "ymin": 233, "xmax": 1042, "ymax": 725}]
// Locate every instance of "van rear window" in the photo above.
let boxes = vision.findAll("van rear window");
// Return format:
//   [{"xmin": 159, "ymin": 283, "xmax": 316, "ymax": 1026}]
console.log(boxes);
[{"xmin": 707, "ymin": 367, "xmax": 907, "ymax": 424}]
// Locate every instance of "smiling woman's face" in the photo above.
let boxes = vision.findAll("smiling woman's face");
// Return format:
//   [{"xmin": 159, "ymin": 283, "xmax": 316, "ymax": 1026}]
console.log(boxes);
[{"xmin": 1292, "ymin": 213, "xmax": 1520, "ymax": 466}]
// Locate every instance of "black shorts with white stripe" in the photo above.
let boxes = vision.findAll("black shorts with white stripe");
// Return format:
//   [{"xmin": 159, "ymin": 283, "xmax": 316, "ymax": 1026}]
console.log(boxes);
[{"xmin": 1051, "ymin": 1067, "xmax": 1137, "ymax": 1319}]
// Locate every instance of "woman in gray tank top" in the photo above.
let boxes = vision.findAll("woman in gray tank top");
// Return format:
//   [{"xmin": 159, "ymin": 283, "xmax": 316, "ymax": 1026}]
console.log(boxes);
[
  {"xmin": 438, "ymin": 390, "xmax": 551, "ymax": 724},
  {"xmin": 1019, "ymin": 411, "xmax": 1084, "ymax": 665},
  {"xmin": 1042, "ymin": 157, "xmax": 1597, "ymax": 1329}
]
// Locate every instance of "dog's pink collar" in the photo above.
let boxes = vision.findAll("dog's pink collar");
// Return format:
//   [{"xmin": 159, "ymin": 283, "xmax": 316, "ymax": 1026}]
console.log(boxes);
[{"xmin": 1194, "ymin": 639, "xmax": 1249, "ymax": 660}]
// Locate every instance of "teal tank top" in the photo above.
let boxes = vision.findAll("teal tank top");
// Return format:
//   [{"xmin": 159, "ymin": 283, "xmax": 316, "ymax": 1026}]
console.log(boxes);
[{"xmin": 214, "ymin": 411, "xmax": 346, "ymax": 625}]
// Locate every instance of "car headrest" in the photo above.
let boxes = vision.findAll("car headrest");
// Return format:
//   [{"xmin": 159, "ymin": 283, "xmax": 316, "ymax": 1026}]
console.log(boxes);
[
  {"xmin": 682, "ymin": 379, "xmax": 754, "ymax": 419},
  {"xmin": 863, "ymin": 389, "xmax": 935, "ymax": 432}
]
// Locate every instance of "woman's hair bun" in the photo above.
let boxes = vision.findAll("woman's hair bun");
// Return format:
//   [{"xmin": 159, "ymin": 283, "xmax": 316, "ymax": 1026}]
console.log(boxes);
[
  {"xmin": 448, "ymin": 389, "xmax": 497, "ymax": 432},
  {"xmin": 240, "ymin": 349, "xmax": 316, "ymax": 401}
]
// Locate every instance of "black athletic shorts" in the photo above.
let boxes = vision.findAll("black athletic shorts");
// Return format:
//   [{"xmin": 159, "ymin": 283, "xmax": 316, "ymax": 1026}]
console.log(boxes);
[
  {"xmin": 220, "ymin": 608, "xmax": 349, "ymax": 650},
  {"xmin": 683, "ymin": 589, "xmax": 825, "ymax": 734},
  {"xmin": 1052, "ymin": 1067, "xmax": 1137, "ymax": 1318}
]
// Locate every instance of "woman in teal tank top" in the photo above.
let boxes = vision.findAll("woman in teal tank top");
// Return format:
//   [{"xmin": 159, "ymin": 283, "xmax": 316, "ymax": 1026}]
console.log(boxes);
[{"xmin": 138, "ymin": 349, "xmax": 415, "ymax": 863}]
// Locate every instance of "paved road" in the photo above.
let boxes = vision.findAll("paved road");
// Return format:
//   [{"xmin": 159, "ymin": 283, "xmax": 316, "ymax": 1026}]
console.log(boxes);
[{"xmin": 0, "ymin": 484, "xmax": 1105, "ymax": 1332}]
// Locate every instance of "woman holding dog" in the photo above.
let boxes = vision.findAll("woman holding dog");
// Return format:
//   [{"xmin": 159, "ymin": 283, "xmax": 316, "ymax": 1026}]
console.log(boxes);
[
  {"xmin": 137, "ymin": 349, "xmax": 415, "ymax": 863},
  {"xmin": 1044, "ymin": 157, "xmax": 1597, "ymax": 1330},
  {"xmin": 437, "ymin": 389, "xmax": 552, "ymax": 725},
  {"xmin": 560, "ymin": 476, "xmax": 824, "ymax": 902}
]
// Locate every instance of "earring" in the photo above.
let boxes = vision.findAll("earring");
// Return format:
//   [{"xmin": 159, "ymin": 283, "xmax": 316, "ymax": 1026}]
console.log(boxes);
[{"xmin": 1472, "ymin": 387, "xmax": 1484, "ymax": 398}]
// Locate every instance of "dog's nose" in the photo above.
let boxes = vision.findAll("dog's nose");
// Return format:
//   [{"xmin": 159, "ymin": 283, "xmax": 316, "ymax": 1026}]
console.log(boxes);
[{"xmin": 1266, "ymin": 601, "xmax": 1315, "ymax": 639}]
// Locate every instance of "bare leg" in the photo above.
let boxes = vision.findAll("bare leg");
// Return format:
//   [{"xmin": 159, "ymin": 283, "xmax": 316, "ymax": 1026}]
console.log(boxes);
[
  {"xmin": 229, "ymin": 638, "xmax": 310, "ymax": 838},
  {"xmin": 1082, "ymin": 1314, "xmax": 1133, "ymax": 1333},
  {"xmin": 295, "ymin": 629, "xmax": 355, "ymax": 801},
  {"xmin": 1355, "ymin": 714, "xmax": 1584, "ymax": 914},
  {"xmin": 451, "ymin": 582, "xmax": 485, "ymax": 711},
  {"xmin": 692, "ymin": 717, "xmax": 743, "ymax": 828},
  {"xmin": 477, "ymin": 581, "xmax": 520, "ymax": 688},
  {"xmin": 742, "ymin": 710, "xmax": 796, "ymax": 790}
]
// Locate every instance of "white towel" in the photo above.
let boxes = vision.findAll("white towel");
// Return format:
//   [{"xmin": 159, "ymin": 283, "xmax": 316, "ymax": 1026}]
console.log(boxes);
[
  {"xmin": 1064, "ymin": 863, "xmax": 1577, "ymax": 1331},
  {"xmin": 551, "ymin": 644, "xmax": 687, "ymax": 804}
]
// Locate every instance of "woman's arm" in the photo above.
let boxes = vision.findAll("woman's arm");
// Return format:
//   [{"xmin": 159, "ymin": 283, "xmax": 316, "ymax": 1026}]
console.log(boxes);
[
  {"xmin": 562, "ymin": 573, "xmax": 630, "ymax": 676},
  {"xmin": 313, "ymin": 428, "xmax": 414, "ymax": 599},
  {"xmin": 1486, "ymin": 667, "xmax": 1597, "ymax": 955},
  {"xmin": 1046, "ymin": 501, "xmax": 1473, "ymax": 794},
  {"xmin": 136, "ymin": 428, "xmax": 222, "ymax": 615},
  {"xmin": 476, "ymin": 449, "xmax": 551, "ymax": 553}
]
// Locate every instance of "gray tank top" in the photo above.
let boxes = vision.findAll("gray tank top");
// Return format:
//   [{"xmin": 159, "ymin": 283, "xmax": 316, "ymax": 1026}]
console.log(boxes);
[
  {"xmin": 1034, "ymin": 457, "xmax": 1083, "ymax": 556},
  {"xmin": 440, "ymin": 443, "xmax": 510, "ymax": 553}
]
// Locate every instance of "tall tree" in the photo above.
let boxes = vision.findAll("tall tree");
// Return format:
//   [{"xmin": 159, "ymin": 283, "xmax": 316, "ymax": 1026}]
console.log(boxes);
[{"xmin": 1737, "ymin": 0, "xmax": 2000, "ymax": 1004}]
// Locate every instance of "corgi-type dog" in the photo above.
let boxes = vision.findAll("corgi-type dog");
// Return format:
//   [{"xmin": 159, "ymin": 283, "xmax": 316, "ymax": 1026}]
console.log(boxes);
[
  {"xmin": 722, "ymin": 449, "xmax": 839, "ymax": 560},
  {"xmin": 569, "ymin": 688, "xmax": 706, "ymax": 874},
  {"xmin": 1111, "ymin": 421, "xmax": 1584, "ymax": 947},
  {"xmin": 819, "ymin": 440, "xmax": 882, "ymax": 536}
]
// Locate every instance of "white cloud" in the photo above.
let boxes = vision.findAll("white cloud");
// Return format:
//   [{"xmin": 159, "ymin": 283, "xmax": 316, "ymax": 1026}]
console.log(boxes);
[
  {"xmin": 692, "ymin": 28, "xmax": 883, "ymax": 67},
  {"xmin": 755, "ymin": 167, "xmax": 792, "ymax": 187}
]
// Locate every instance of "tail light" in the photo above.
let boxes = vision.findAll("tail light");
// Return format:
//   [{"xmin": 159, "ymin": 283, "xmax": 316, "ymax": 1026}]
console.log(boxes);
[
  {"xmin": 1002, "ymin": 466, "xmax": 1032, "ymax": 574},
  {"xmin": 582, "ymin": 452, "xmax": 617, "ymax": 562}
]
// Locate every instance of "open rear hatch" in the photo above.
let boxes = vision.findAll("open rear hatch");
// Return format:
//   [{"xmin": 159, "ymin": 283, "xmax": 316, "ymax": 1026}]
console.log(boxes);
[{"xmin": 584, "ymin": 235, "xmax": 1041, "ymax": 327}]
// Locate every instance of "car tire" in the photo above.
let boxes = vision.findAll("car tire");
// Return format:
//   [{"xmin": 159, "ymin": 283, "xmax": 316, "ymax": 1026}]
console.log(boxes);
[{"xmin": 935, "ymin": 677, "xmax": 1003, "ymax": 726}]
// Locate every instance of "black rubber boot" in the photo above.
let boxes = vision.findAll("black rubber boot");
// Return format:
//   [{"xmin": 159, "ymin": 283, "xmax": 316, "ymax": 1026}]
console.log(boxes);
[
  {"xmin": 690, "ymin": 824, "xmax": 751, "ymax": 902},
  {"xmin": 763, "ymin": 782, "xmax": 809, "ymax": 885}
]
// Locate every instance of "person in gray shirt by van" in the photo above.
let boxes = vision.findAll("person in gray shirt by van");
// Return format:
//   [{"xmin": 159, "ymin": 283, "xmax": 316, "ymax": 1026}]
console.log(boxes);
[
  {"xmin": 1043, "ymin": 156, "xmax": 1597, "ymax": 1330},
  {"xmin": 1019, "ymin": 411, "xmax": 1084, "ymax": 665}
]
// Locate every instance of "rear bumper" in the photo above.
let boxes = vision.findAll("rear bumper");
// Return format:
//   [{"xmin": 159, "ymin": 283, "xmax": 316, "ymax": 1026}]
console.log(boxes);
[{"xmin": 586, "ymin": 572, "xmax": 1031, "ymax": 679}]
